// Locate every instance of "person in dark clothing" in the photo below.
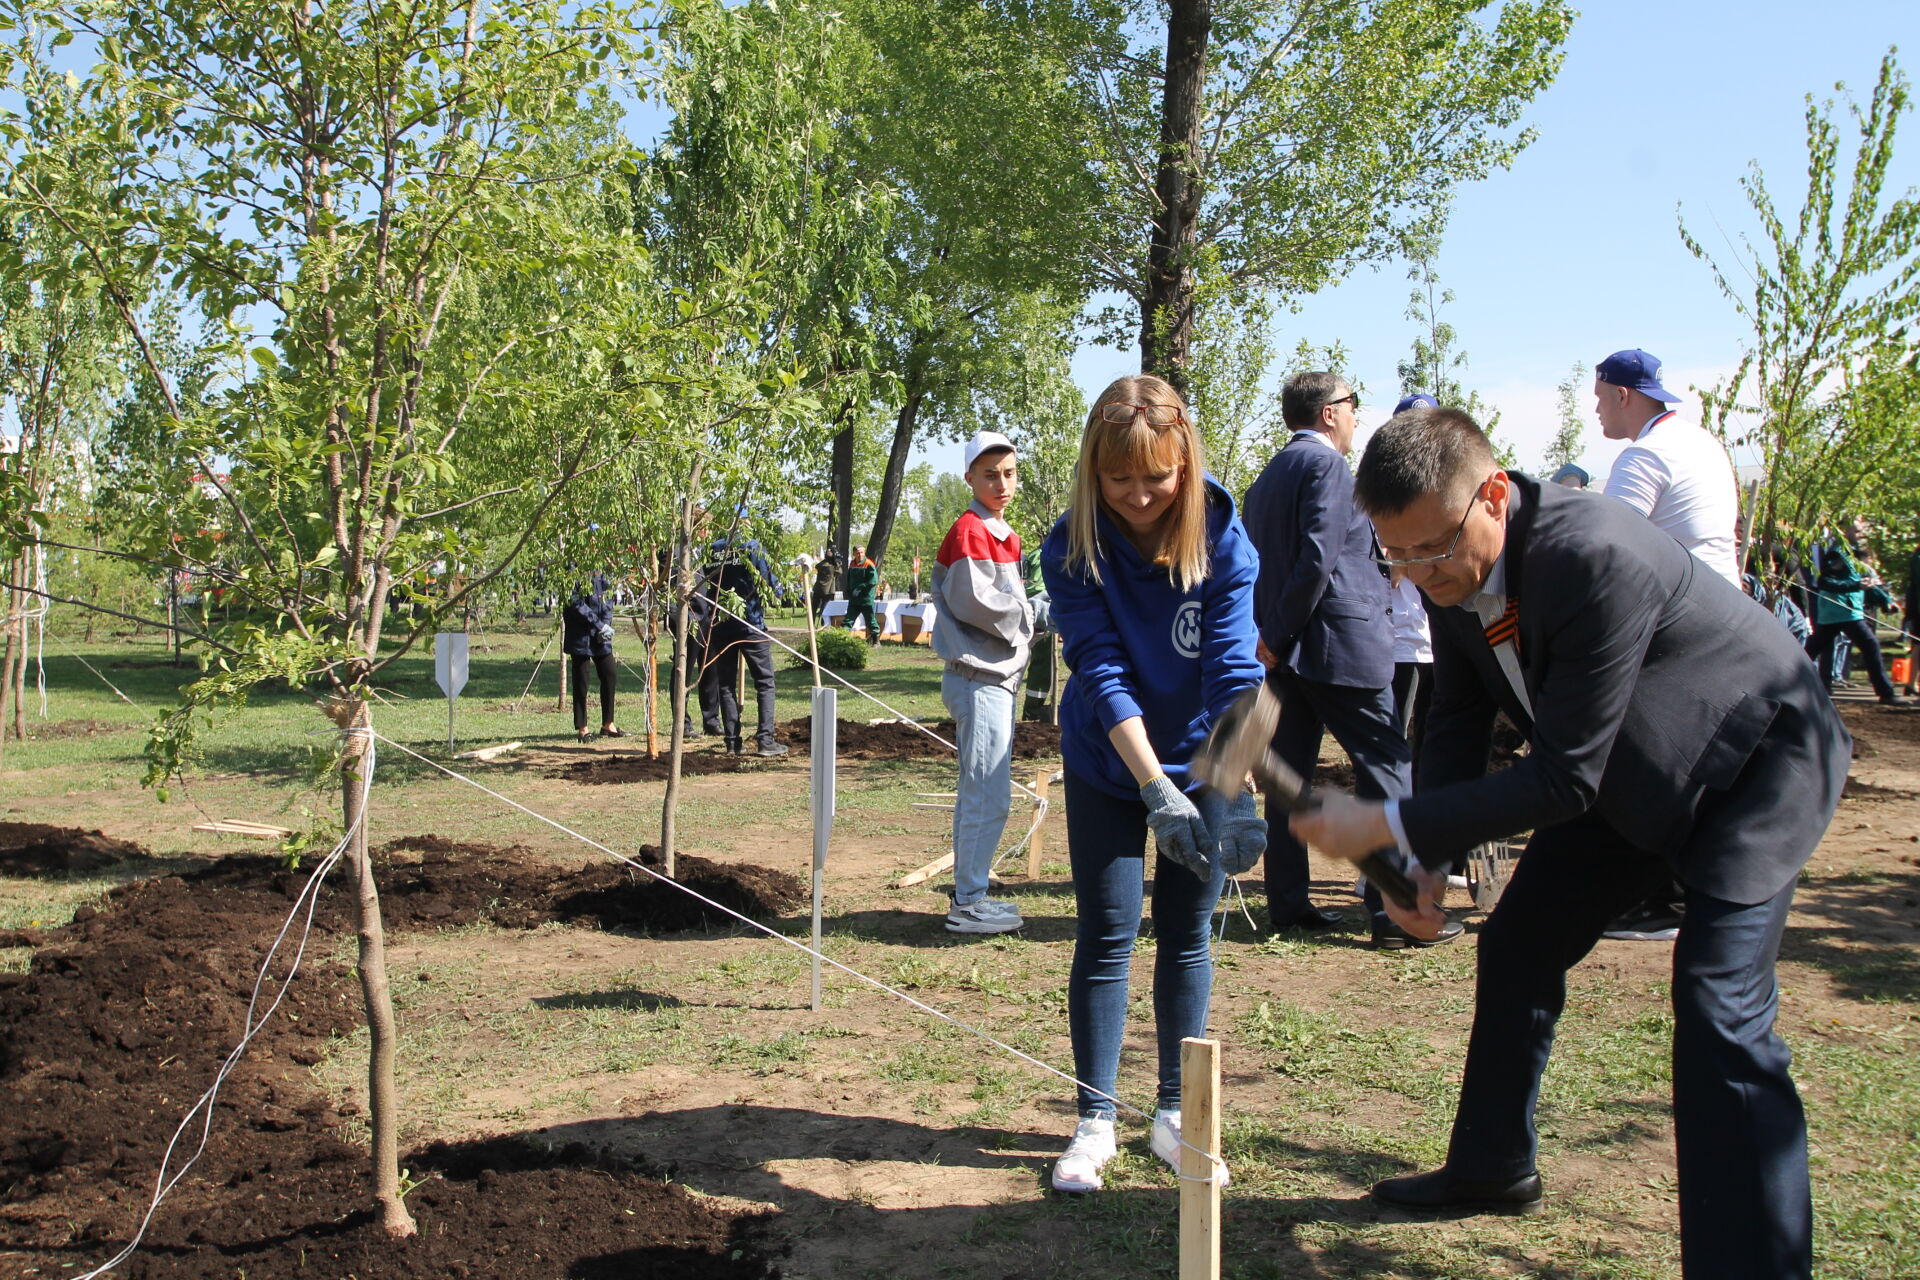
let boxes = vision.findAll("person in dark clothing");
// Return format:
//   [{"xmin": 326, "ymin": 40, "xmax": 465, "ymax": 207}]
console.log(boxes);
[
  {"xmin": 561, "ymin": 584, "xmax": 623, "ymax": 743},
  {"xmin": 845, "ymin": 546, "xmax": 881, "ymax": 644},
  {"xmin": 1805, "ymin": 532, "xmax": 1903, "ymax": 705},
  {"xmin": 699, "ymin": 534, "xmax": 789, "ymax": 757}
]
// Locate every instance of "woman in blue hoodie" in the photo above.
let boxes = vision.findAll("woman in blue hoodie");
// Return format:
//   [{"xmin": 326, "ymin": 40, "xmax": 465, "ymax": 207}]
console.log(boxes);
[{"xmin": 1040, "ymin": 374, "xmax": 1267, "ymax": 1193}]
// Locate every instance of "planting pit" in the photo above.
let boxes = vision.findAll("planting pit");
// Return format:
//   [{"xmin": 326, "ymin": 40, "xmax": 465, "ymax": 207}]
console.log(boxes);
[
  {"xmin": 0, "ymin": 835, "xmax": 790, "ymax": 1278},
  {"xmin": 0, "ymin": 821, "xmax": 147, "ymax": 877}
]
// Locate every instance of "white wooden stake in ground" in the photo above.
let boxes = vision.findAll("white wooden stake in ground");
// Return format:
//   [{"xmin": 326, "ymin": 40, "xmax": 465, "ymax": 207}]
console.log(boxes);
[
  {"xmin": 809, "ymin": 685, "xmax": 837, "ymax": 1012},
  {"xmin": 1179, "ymin": 1036, "xmax": 1223, "ymax": 1280},
  {"xmin": 434, "ymin": 632, "xmax": 469, "ymax": 752}
]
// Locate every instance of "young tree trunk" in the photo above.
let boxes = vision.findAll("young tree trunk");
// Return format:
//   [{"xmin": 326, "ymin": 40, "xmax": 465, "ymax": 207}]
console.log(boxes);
[
  {"xmin": 866, "ymin": 379, "xmax": 926, "ymax": 568},
  {"xmin": 333, "ymin": 697, "xmax": 417, "ymax": 1238},
  {"xmin": 1139, "ymin": 0, "xmax": 1212, "ymax": 398},
  {"xmin": 0, "ymin": 575, "xmax": 18, "ymax": 761},
  {"xmin": 830, "ymin": 421, "xmax": 855, "ymax": 566},
  {"xmin": 659, "ymin": 460, "xmax": 706, "ymax": 877}
]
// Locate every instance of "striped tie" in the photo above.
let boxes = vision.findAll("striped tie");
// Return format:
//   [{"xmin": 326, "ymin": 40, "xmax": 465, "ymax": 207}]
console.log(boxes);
[{"xmin": 1483, "ymin": 595, "xmax": 1520, "ymax": 655}]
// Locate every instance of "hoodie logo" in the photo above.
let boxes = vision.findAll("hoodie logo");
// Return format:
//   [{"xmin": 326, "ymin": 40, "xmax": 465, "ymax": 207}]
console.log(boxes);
[{"xmin": 1172, "ymin": 601, "xmax": 1202, "ymax": 658}]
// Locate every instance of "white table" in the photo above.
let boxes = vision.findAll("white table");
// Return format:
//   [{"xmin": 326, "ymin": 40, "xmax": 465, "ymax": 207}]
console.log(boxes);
[{"xmin": 820, "ymin": 598, "xmax": 937, "ymax": 643}]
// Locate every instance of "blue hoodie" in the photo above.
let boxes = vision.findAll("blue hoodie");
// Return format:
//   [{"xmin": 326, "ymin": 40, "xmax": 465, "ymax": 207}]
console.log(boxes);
[{"xmin": 1041, "ymin": 478, "xmax": 1264, "ymax": 801}]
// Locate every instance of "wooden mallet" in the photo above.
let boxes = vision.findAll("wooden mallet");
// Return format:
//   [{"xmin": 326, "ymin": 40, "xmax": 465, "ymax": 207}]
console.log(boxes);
[{"xmin": 1192, "ymin": 682, "xmax": 1423, "ymax": 912}]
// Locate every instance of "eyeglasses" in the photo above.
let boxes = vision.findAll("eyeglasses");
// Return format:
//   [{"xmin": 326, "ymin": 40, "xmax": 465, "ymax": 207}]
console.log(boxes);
[
  {"xmin": 1323, "ymin": 392, "xmax": 1361, "ymax": 413},
  {"xmin": 1100, "ymin": 402, "xmax": 1186, "ymax": 427},
  {"xmin": 1371, "ymin": 475, "xmax": 1493, "ymax": 568}
]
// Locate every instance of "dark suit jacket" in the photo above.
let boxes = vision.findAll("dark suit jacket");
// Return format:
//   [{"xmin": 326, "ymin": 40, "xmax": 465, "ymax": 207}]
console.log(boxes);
[
  {"xmin": 1401, "ymin": 474, "xmax": 1851, "ymax": 905},
  {"xmin": 1243, "ymin": 432, "xmax": 1394, "ymax": 688}
]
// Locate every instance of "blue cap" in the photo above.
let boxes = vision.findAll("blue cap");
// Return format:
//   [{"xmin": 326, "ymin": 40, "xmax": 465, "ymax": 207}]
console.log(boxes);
[
  {"xmin": 1393, "ymin": 393, "xmax": 1440, "ymax": 414},
  {"xmin": 1595, "ymin": 349, "xmax": 1681, "ymax": 403},
  {"xmin": 1550, "ymin": 463, "xmax": 1590, "ymax": 488}
]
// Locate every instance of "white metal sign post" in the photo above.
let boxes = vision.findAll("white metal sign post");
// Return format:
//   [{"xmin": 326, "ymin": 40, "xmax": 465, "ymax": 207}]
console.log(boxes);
[
  {"xmin": 434, "ymin": 632, "xmax": 470, "ymax": 752},
  {"xmin": 809, "ymin": 685, "xmax": 837, "ymax": 1012}
]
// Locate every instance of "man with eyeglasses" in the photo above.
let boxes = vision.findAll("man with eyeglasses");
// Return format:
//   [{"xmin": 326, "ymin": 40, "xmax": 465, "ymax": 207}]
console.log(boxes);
[
  {"xmin": 1291, "ymin": 406, "xmax": 1848, "ymax": 1280},
  {"xmin": 1242, "ymin": 372, "xmax": 1460, "ymax": 947}
]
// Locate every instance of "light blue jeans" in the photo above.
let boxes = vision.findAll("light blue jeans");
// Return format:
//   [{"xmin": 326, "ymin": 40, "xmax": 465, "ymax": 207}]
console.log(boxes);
[{"xmin": 941, "ymin": 670, "xmax": 1015, "ymax": 906}]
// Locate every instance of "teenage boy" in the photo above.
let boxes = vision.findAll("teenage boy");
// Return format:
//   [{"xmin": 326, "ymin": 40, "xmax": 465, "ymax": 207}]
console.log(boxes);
[{"xmin": 931, "ymin": 431, "xmax": 1042, "ymax": 934}]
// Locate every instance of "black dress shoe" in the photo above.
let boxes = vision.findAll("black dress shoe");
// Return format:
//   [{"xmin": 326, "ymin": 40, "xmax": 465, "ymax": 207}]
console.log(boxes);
[
  {"xmin": 1271, "ymin": 905, "xmax": 1346, "ymax": 932},
  {"xmin": 1372, "ymin": 1166, "xmax": 1543, "ymax": 1213},
  {"xmin": 1371, "ymin": 916, "xmax": 1465, "ymax": 950}
]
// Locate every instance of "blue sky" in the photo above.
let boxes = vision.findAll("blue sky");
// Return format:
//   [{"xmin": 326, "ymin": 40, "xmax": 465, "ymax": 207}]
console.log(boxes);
[{"xmin": 1068, "ymin": 0, "xmax": 1918, "ymax": 484}]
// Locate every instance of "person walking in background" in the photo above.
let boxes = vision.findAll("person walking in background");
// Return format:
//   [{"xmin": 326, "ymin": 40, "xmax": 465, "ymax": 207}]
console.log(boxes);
[
  {"xmin": 1041, "ymin": 373, "xmax": 1266, "ymax": 1193},
  {"xmin": 1805, "ymin": 528, "xmax": 1904, "ymax": 706},
  {"xmin": 930, "ymin": 430, "xmax": 1041, "ymax": 936},
  {"xmin": 1594, "ymin": 348, "xmax": 1742, "ymax": 942},
  {"xmin": 1905, "ymin": 540, "xmax": 1920, "ymax": 696},
  {"xmin": 1242, "ymin": 376, "xmax": 1449, "ymax": 948},
  {"xmin": 845, "ymin": 545, "xmax": 881, "ymax": 644},
  {"xmin": 562, "ymin": 579, "xmax": 623, "ymax": 744}
]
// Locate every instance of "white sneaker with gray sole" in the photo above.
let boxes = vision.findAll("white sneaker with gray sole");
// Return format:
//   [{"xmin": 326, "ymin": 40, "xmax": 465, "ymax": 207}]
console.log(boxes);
[
  {"xmin": 1051, "ymin": 1116, "xmax": 1117, "ymax": 1192},
  {"xmin": 945, "ymin": 899, "xmax": 1023, "ymax": 934}
]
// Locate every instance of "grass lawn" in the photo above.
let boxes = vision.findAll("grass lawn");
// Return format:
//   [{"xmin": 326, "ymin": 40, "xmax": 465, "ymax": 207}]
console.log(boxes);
[{"xmin": 3, "ymin": 621, "xmax": 1916, "ymax": 1278}]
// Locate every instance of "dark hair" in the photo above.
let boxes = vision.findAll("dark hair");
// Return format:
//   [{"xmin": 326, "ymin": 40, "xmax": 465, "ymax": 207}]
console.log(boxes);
[
  {"xmin": 1281, "ymin": 370, "xmax": 1347, "ymax": 429},
  {"xmin": 1354, "ymin": 407, "xmax": 1496, "ymax": 517}
]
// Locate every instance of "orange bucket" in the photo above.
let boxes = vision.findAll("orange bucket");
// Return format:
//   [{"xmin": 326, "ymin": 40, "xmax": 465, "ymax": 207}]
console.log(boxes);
[{"xmin": 1894, "ymin": 656, "xmax": 1914, "ymax": 685}]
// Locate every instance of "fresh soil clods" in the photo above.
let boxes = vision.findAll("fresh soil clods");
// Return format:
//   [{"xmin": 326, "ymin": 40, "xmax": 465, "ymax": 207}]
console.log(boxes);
[
  {"xmin": 0, "ymin": 821, "xmax": 146, "ymax": 876},
  {"xmin": 0, "ymin": 838, "xmax": 788, "ymax": 1277},
  {"xmin": 547, "ymin": 749, "xmax": 753, "ymax": 784}
]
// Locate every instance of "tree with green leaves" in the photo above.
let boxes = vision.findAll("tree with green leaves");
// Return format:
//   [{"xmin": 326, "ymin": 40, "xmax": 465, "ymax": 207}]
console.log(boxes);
[
  {"xmin": 1394, "ymin": 251, "xmax": 1515, "ymax": 464},
  {"xmin": 1683, "ymin": 50, "xmax": 1918, "ymax": 568},
  {"xmin": 1067, "ymin": 0, "xmax": 1574, "ymax": 394},
  {"xmin": 0, "ymin": 0, "xmax": 692, "ymax": 1235},
  {"xmin": 1541, "ymin": 360, "xmax": 1588, "ymax": 475}
]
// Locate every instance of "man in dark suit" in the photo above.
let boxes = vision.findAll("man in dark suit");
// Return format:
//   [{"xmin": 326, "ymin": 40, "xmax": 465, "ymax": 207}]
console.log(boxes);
[
  {"xmin": 1294, "ymin": 407, "xmax": 1849, "ymax": 1280},
  {"xmin": 1242, "ymin": 372, "xmax": 1458, "ymax": 946}
]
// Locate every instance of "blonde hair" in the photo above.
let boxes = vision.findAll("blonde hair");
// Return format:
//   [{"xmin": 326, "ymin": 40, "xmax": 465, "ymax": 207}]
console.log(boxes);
[{"xmin": 1064, "ymin": 374, "xmax": 1211, "ymax": 591}]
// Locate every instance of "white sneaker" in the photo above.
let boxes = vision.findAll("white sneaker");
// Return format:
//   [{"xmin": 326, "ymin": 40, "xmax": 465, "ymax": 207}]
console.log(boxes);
[
  {"xmin": 945, "ymin": 899, "xmax": 1023, "ymax": 934},
  {"xmin": 1446, "ymin": 874, "xmax": 1470, "ymax": 893},
  {"xmin": 1150, "ymin": 1109, "xmax": 1230, "ymax": 1187},
  {"xmin": 1051, "ymin": 1116, "xmax": 1117, "ymax": 1192}
]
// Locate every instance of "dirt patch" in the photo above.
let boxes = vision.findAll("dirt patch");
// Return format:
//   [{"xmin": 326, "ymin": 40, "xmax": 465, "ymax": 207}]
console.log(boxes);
[
  {"xmin": 558, "ymin": 846, "xmax": 805, "ymax": 933},
  {"xmin": 778, "ymin": 716, "xmax": 1060, "ymax": 761},
  {"xmin": 0, "ymin": 845, "xmax": 783, "ymax": 1278},
  {"xmin": 0, "ymin": 821, "xmax": 147, "ymax": 877},
  {"xmin": 18, "ymin": 718, "xmax": 136, "ymax": 740},
  {"xmin": 547, "ymin": 749, "xmax": 754, "ymax": 784}
]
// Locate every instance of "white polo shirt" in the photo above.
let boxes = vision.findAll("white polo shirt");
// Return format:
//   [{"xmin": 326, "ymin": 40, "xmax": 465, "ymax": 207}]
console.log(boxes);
[{"xmin": 1603, "ymin": 410, "xmax": 1741, "ymax": 586}]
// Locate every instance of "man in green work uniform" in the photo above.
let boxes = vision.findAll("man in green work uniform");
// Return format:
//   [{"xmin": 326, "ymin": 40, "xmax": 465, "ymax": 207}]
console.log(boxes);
[{"xmin": 846, "ymin": 545, "xmax": 881, "ymax": 645}]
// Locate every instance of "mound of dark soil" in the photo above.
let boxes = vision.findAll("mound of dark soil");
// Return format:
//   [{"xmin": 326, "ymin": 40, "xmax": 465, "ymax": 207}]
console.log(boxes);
[
  {"xmin": 0, "ymin": 844, "xmax": 783, "ymax": 1278},
  {"xmin": 558, "ymin": 847, "xmax": 806, "ymax": 934},
  {"xmin": 0, "ymin": 821, "xmax": 146, "ymax": 876},
  {"xmin": 21, "ymin": 718, "xmax": 134, "ymax": 740},
  {"xmin": 777, "ymin": 716, "xmax": 1060, "ymax": 762},
  {"xmin": 548, "ymin": 749, "xmax": 753, "ymax": 784}
]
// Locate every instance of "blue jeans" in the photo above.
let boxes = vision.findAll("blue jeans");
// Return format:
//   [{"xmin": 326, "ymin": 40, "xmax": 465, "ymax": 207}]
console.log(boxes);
[
  {"xmin": 942, "ymin": 671, "xmax": 1014, "ymax": 906},
  {"xmin": 1064, "ymin": 767, "xmax": 1226, "ymax": 1117}
]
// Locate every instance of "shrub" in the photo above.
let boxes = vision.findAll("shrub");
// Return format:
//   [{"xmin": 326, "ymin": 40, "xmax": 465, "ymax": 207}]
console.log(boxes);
[{"xmin": 786, "ymin": 625, "xmax": 869, "ymax": 672}]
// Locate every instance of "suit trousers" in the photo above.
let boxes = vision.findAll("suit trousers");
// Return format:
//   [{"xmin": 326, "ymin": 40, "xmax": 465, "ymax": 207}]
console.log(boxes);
[
  {"xmin": 705, "ymin": 627, "xmax": 778, "ymax": 747},
  {"xmin": 1261, "ymin": 667, "xmax": 1411, "ymax": 924},
  {"xmin": 1445, "ymin": 814, "xmax": 1810, "ymax": 1280}
]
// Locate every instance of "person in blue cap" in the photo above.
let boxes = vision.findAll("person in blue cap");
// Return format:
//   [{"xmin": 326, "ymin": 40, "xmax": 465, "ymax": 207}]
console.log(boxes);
[
  {"xmin": 1394, "ymin": 392, "xmax": 1440, "ymax": 414},
  {"xmin": 1549, "ymin": 463, "xmax": 1589, "ymax": 488}
]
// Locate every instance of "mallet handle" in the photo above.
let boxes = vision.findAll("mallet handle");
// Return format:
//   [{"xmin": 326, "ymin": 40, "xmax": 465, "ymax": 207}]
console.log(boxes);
[{"xmin": 1248, "ymin": 748, "xmax": 1423, "ymax": 912}]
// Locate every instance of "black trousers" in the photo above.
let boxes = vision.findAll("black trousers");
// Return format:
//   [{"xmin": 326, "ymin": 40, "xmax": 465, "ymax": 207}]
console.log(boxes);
[
  {"xmin": 1446, "ymin": 814, "xmax": 1810, "ymax": 1280},
  {"xmin": 570, "ymin": 652, "xmax": 617, "ymax": 731},
  {"xmin": 1390, "ymin": 661, "xmax": 1432, "ymax": 779},
  {"xmin": 1261, "ymin": 667, "xmax": 1411, "ymax": 924},
  {"xmin": 1805, "ymin": 617, "xmax": 1895, "ymax": 700},
  {"xmin": 702, "ymin": 626, "xmax": 777, "ymax": 745}
]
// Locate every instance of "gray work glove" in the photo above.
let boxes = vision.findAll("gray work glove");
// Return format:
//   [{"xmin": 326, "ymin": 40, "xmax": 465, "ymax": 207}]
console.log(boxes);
[
  {"xmin": 1198, "ymin": 789, "xmax": 1266, "ymax": 876},
  {"xmin": 1140, "ymin": 775, "xmax": 1215, "ymax": 880},
  {"xmin": 1029, "ymin": 593, "xmax": 1051, "ymax": 633}
]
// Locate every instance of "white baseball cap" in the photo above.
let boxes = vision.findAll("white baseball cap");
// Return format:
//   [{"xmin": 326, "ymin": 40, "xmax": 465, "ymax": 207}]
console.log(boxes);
[{"xmin": 963, "ymin": 430, "xmax": 1016, "ymax": 472}]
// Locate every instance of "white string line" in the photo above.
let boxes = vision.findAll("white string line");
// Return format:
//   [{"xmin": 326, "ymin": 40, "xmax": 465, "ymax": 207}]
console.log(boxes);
[
  {"xmin": 684, "ymin": 588, "xmax": 1051, "ymax": 869},
  {"xmin": 1761, "ymin": 568, "xmax": 1919, "ymax": 648},
  {"xmin": 44, "ymin": 628, "xmax": 140, "ymax": 707},
  {"xmin": 368, "ymin": 728, "xmax": 1229, "ymax": 1182},
  {"xmin": 75, "ymin": 738, "xmax": 375, "ymax": 1280}
]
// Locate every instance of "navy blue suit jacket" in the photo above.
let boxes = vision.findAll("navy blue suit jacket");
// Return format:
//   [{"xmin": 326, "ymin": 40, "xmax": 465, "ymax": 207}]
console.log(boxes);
[
  {"xmin": 1403, "ymin": 475, "xmax": 1851, "ymax": 905},
  {"xmin": 1242, "ymin": 432, "xmax": 1394, "ymax": 688}
]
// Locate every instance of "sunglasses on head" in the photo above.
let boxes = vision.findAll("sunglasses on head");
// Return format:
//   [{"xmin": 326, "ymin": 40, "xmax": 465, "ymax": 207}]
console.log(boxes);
[{"xmin": 1100, "ymin": 402, "xmax": 1186, "ymax": 427}]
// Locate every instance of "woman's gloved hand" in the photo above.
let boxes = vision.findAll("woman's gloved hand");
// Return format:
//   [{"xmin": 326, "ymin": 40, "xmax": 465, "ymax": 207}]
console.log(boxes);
[
  {"xmin": 1199, "ymin": 789, "xmax": 1266, "ymax": 876},
  {"xmin": 1139, "ymin": 775, "xmax": 1215, "ymax": 879}
]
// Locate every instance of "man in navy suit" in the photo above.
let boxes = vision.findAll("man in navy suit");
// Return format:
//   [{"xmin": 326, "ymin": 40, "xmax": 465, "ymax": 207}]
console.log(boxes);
[
  {"xmin": 1242, "ymin": 373, "xmax": 1460, "ymax": 947},
  {"xmin": 1295, "ymin": 407, "xmax": 1850, "ymax": 1280}
]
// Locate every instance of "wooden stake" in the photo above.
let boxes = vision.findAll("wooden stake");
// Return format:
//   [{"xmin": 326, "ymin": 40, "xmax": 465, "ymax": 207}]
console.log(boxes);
[
  {"xmin": 1179, "ymin": 1036, "xmax": 1222, "ymax": 1280},
  {"xmin": 894, "ymin": 850, "xmax": 955, "ymax": 888},
  {"xmin": 1026, "ymin": 768, "xmax": 1049, "ymax": 879}
]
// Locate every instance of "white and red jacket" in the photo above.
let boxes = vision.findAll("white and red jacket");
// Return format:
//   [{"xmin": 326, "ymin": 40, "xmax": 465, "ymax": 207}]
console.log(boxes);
[{"xmin": 930, "ymin": 500, "xmax": 1037, "ymax": 687}]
